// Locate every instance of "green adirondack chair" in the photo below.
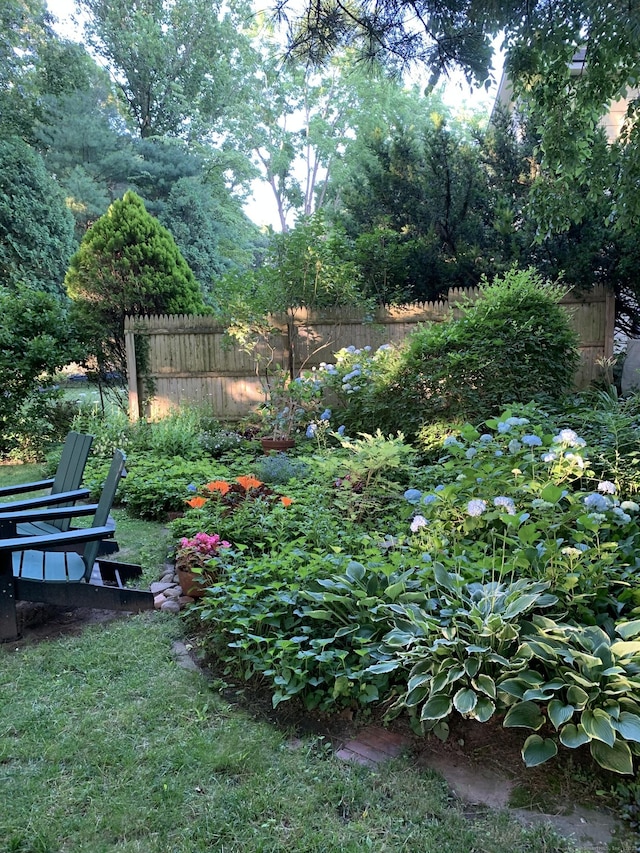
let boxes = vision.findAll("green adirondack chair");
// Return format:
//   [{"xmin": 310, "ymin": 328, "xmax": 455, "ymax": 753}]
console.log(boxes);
[
  {"xmin": 0, "ymin": 450, "xmax": 153, "ymax": 642},
  {"xmin": 0, "ymin": 430, "xmax": 93, "ymax": 535}
]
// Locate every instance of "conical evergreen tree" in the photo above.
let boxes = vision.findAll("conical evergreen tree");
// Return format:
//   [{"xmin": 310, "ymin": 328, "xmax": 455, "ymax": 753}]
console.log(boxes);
[{"xmin": 65, "ymin": 190, "xmax": 205, "ymax": 378}]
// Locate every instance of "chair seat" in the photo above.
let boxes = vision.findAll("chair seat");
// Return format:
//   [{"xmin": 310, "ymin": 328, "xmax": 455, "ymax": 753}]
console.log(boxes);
[{"xmin": 13, "ymin": 549, "xmax": 87, "ymax": 582}]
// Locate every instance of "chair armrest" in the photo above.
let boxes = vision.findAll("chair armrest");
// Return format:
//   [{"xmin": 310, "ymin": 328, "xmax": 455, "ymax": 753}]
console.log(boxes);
[
  {"xmin": 0, "ymin": 488, "xmax": 91, "ymax": 512},
  {"xmin": 0, "ymin": 525, "xmax": 115, "ymax": 553},
  {"xmin": 0, "ymin": 478, "xmax": 55, "ymax": 498},
  {"xmin": 0, "ymin": 503, "xmax": 98, "ymax": 524}
]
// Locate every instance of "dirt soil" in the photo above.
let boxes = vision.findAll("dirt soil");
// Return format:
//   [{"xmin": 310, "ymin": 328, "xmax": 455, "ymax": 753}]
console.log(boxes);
[{"xmin": 8, "ymin": 604, "xmax": 633, "ymax": 853}]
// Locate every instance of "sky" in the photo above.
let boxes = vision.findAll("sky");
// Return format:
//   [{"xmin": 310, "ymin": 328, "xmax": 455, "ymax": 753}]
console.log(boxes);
[{"xmin": 45, "ymin": 0, "xmax": 502, "ymax": 229}]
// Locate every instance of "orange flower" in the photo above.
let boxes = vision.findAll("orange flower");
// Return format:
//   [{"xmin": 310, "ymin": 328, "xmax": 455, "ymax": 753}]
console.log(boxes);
[
  {"xmin": 185, "ymin": 496, "xmax": 208, "ymax": 509},
  {"xmin": 280, "ymin": 496, "xmax": 293, "ymax": 507},
  {"xmin": 236, "ymin": 475, "xmax": 263, "ymax": 491},
  {"xmin": 205, "ymin": 480, "xmax": 230, "ymax": 495}
]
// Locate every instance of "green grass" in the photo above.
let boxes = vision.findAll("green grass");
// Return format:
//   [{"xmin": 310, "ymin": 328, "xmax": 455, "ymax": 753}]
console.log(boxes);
[
  {"xmin": 0, "ymin": 615, "xmax": 605, "ymax": 853},
  {"xmin": 0, "ymin": 464, "xmax": 634, "ymax": 853}
]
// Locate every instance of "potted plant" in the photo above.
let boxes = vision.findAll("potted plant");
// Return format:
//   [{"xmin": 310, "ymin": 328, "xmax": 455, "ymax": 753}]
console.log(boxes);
[
  {"xmin": 174, "ymin": 532, "xmax": 232, "ymax": 598},
  {"xmin": 259, "ymin": 366, "xmax": 323, "ymax": 452}
]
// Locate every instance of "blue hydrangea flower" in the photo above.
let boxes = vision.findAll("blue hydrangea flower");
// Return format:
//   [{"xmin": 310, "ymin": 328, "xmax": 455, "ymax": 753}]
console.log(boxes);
[
  {"xmin": 522, "ymin": 434, "xmax": 542, "ymax": 447},
  {"xmin": 541, "ymin": 451, "xmax": 557, "ymax": 463},
  {"xmin": 597, "ymin": 480, "xmax": 616, "ymax": 494},
  {"xmin": 403, "ymin": 488, "xmax": 422, "ymax": 504},
  {"xmin": 187, "ymin": 483, "xmax": 197, "ymax": 493},
  {"xmin": 479, "ymin": 434, "xmax": 493, "ymax": 443},
  {"xmin": 584, "ymin": 493, "xmax": 612, "ymax": 512},
  {"xmin": 465, "ymin": 447, "xmax": 477, "ymax": 459},
  {"xmin": 435, "ymin": 484, "xmax": 445, "ymax": 492},
  {"xmin": 320, "ymin": 408, "xmax": 331, "ymax": 421},
  {"xmin": 443, "ymin": 435, "xmax": 461, "ymax": 448},
  {"xmin": 553, "ymin": 428, "xmax": 586, "ymax": 448},
  {"xmin": 497, "ymin": 421, "xmax": 511, "ymax": 434},
  {"xmin": 306, "ymin": 423, "xmax": 317, "ymax": 438},
  {"xmin": 467, "ymin": 499, "xmax": 487, "ymax": 517},
  {"xmin": 337, "ymin": 425, "xmax": 346, "ymax": 436},
  {"xmin": 494, "ymin": 496, "xmax": 516, "ymax": 515},
  {"xmin": 495, "ymin": 450, "xmax": 503, "ymax": 457},
  {"xmin": 422, "ymin": 494, "xmax": 437, "ymax": 506},
  {"xmin": 612, "ymin": 507, "xmax": 632, "ymax": 524},
  {"xmin": 410, "ymin": 515, "xmax": 428, "ymax": 532},
  {"xmin": 508, "ymin": 439, "xmax": 522, "ymax": 454}
]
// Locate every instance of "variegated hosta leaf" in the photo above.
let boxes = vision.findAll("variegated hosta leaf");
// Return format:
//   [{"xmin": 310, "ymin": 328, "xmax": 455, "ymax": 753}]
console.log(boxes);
[
  {"xmin": 547, "ymin": 699, "xmax": 574, "ymax": 730},
  {"xmin": 472, "ymin": 696, "xmax": 495, "ymax": 723},
  {"xmin": 453, "ymin": 687, "xmax": 477, "ymax": 715},
  {"xmin": 590, "ymin": 739, "xmax": 634, "ymax": 775},
  {"xmin": 503, "ymin": 701, "xmax": 545, "ymax": 730},
  {"xmin": 420, "ymin": 694, "xmax": 452, "ymax": 721},
  {"xmin": 559, "ymin": 723, "xmax": 590, "ymax": 749},
  {"xmin": 581, "ymin": 709, "xmax": 616, "ymax": 747},
  {"xmin": 614, "ymin": 711, "xmax": 640, "ymax": 743},
  {"xmin": 522, "ymin": 735, "xmax": 558, "ymax": 767}
]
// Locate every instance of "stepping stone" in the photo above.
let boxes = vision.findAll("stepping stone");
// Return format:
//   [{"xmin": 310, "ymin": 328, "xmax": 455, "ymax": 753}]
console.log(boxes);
[{"xmin": 335, "ymin": 726, "xmax": 410, "ymax": 767}]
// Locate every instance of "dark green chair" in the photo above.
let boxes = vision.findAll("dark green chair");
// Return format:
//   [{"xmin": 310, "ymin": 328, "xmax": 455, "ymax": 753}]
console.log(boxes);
[
  {"xmin": 0, "ymin": 430, "xmax": 93, "ymax": 535},
  {"xmin": 0, "ymin": 450, "xmax": 153, "ymax": 642}
]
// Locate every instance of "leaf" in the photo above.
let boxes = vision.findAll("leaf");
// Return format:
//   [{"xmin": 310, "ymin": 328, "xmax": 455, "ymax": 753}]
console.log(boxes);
[
  {"xmin": 474, "ymin": 674, "xmax": 496, "ymax": 699},
  {"xmin": 464, "ymin": 657, "xmax": 480, "ymax": 677},
  {"xmin": 581, "ymin": 709, "xmax": 616, "ymax": 746},
  {"xmin": 547, "ymin": 700, "xmax": 574, "ymax": 730},
  {"xmin": 559, "ymin": 723, "xmax": 590, "ymax": 749},
  {"xmin": 385, "ymin": 581, "xmax": 405, "ymax": 600},
  {"xmin": 345, "ymin": 561, "xmax": 366, "ymax": 582},
  {"xmin": 453, "ymin": 688, "xmax": 478, "ymax": 714},
  {"xmin": 566, "ymin": 685, "xmax": 589, "ymax": 709},
  {"xmin": 610, "ymin": 641, "xmax": 640, "ymax": 657},
  {"xmin": 503, "ymin": 593, "xmax": 542, "ymax": 619},
  {"xmin": 420, "ymin": 694, "xmax": 452, "ymax": 721},
  {"xmin": 540, "ymin": 483, "xmax": 564, "ymax": 503},
  {"xmin": 616, "ymin": 620, "xmax": 640, "ymax": 640},
  {"xmin": 433, "ymin": 561, "xmax": 456, "ymax": 592},
  {"xmin": 304, "ymin": 609, "xmax": 334, "ymax": 620},
  {"xmin": 366, "ymin": 661, "xmax": 399, "ymax": 674},
  {"xmin": 503, "ymin": 701, "xmax": 545, "ymax": 730},
  {"xmin": 522, "ymin": 734, "xmax": 558, "ymax": 767},
  {"xmin": 614, "ymin": 712, "xmax": 640, "ymax": 743},
  {"xmin": 473, "ymin": 696, "xmax": 496, "ymax": 723},
  {"xmin": 590, "ymin": 739, "xmax": 634, "ymax": 775},
  {"xmin": 405, "ymin": 684, "xmax": 430, "ymax": 707}
]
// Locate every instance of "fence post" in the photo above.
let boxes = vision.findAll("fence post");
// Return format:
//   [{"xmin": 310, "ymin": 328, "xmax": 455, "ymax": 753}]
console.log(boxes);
[{"xmin": 124, "ymin": 323, "xmax": 140, "ymax": 422}]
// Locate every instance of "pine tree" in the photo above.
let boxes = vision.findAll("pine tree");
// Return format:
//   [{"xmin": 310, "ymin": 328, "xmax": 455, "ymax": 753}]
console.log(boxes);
[{"xmin": 65, "ymin": 190, "xmax": 205, "ymax": 379}]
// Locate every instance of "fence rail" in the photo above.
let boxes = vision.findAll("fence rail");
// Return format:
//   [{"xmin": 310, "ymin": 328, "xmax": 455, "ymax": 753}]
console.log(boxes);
[{"xmin": 125, "ymin": 285, "xmax": 615, "ymax": 421}]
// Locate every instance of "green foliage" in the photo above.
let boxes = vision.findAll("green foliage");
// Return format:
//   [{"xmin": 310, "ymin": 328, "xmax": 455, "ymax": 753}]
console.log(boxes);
[
  {"xmin": 0, "ymin": 285, "xmax": 81, "ymax": 458},
  {"xmin": 504, "ymin": 617, "xmax": 640, "ymax": 775},
  {"xmin": 118, "ymin": 456, "xmax": 228, "ymax": 519},
  {"xmin": 378, "ymin": 267, "xmax": 580, "ymax": 434},
  {"xmin": 0, "ymin": 137, "xmax": 75, "ymax": 296},
  {"xmin": 65, "ymin": 190, "xmax": 206, "ymax": 378},
  {"xmin": 402, "ymin": 412, "xmax": 640, "ymax": 626},
  {"xmin": 255, "ymin": 453, "xmax": 310, "ymax": 485},
  {"xmin": 318, "ymin": 343, "xmax": 402, "ymax": 436},
  {"xmin": 197, "ymin": 547, "xmax": 425, "ymax": 710},
  {"xmin": 376, "ymin": 573, "xmax": 557, "ymax": 737}
]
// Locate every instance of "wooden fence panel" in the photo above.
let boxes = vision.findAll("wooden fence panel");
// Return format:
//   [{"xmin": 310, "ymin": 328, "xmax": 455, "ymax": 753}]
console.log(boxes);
[{"xmin": 125, "ymin": 286, "xmax": 614, "ymax": 421}]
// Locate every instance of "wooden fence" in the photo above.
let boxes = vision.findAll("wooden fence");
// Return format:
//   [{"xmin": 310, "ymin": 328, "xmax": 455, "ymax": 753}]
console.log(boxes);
[{"xmin": 124, "ymin": 285, "xmax": 615, "ymax": 421}]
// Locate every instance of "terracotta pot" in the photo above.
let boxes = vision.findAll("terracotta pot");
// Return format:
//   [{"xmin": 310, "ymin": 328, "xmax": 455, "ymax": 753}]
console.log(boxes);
[
  {"xmin": 176, "ymin": 567, "xmax": 210, "ymax": 598},
  {"xmin": 260, "ymin": 437, "xmax": 295, "ymax": 454}
]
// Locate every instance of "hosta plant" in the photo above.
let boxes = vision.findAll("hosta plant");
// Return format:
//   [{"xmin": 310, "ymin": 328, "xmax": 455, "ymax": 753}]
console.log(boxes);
[
  {"xmin": 502, "ymin": 617, "xmax": 640, "ymax": 775},
  {"xmin": 371, "ymin": 566, "xmax": 557, "ymax": 740}
]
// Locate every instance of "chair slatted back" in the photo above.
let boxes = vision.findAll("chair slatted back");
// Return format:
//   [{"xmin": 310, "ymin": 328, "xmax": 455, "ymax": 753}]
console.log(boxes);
[
  {"xmin": 49, "ymin": 431, "xmax": 94, "ymax": 531},
  {"xmin": 81, "ymin": 450, "xmax": 126, "ymax": 578}
]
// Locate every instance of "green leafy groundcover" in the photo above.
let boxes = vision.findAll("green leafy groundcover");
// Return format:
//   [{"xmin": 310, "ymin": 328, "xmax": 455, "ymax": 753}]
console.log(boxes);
[{"xmin": 183, "ymin": 408, "xmax": 640, "ymax": 775}]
